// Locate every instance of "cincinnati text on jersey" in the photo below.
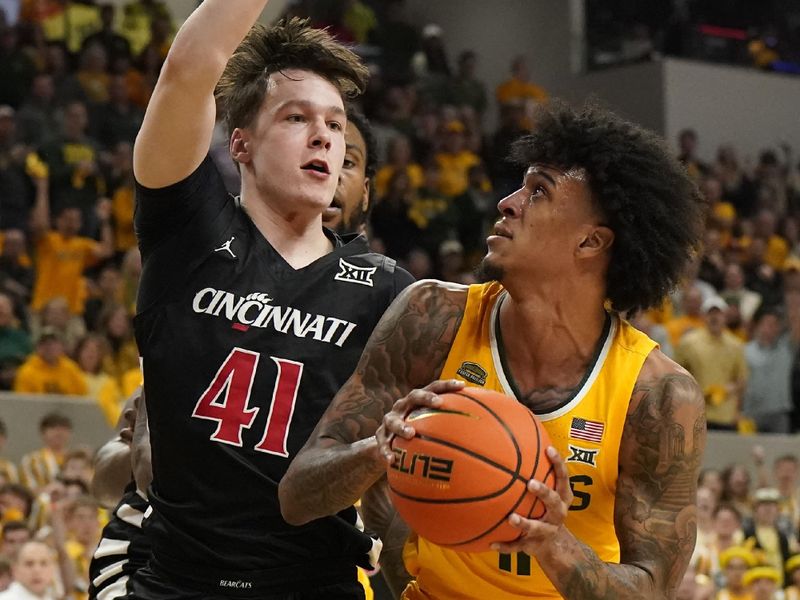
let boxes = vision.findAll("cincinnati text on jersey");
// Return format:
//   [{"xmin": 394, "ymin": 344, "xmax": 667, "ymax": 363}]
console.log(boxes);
[{"xmin": 192, "ymin": 288, "xmax": 357, "ymax": 347}]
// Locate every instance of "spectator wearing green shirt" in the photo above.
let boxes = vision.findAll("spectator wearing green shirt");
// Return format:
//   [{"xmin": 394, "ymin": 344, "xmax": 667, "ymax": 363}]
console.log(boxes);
[
  {"xmin": 448, "ymin": 51, "xmax": 488, "ymax": 118},
  {"xmin": 0, "ymin": 291, "xmax": 32, "ymax": 390}
]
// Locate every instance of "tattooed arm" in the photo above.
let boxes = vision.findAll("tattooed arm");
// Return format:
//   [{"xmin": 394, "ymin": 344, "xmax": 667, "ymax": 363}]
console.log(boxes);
[
  {"xmin": 361, "ymin": 477, "xmax": 413, "ymax": 597},
  {"xmin": 494, "ymin": 351, "xmax": 706, "ymax": 600},
  {"xmin": 279, "ymin": 280, "xmax": 466, "ymax": 526}
]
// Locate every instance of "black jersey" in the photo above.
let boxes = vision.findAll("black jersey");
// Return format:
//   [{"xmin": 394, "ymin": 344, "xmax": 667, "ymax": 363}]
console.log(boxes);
[
  {"xmin": 88, "ymin": 483, "xmax": 150, "ymax": 600},
  {"xmin": 133, "ymin": 157, "xmax": 413, "ymax": 594}
]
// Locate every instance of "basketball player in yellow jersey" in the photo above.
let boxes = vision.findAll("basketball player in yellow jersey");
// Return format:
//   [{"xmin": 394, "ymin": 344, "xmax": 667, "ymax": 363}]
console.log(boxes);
[{"xmin": 280, "ymin": 100, "xmax": 709, "ymax": 599}]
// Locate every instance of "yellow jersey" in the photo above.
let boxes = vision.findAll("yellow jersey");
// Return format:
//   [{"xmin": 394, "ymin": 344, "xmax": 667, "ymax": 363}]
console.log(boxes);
[
  {"xmin": 31, "ymin": 232, "xmax": 98, "ymax": 314},
  {"xmin": 402, "ymin": 282, "xmax": 656, "ymax": 599}
]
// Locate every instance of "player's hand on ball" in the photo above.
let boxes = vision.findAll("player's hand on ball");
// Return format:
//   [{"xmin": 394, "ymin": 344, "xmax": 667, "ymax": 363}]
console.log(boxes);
[
  {"xmin": 376, "ymin": 379, "xmax": 465, "ymax": 464},
  {"xmin": 491, "ymin": 446, "xmax": 573, "ymax": 554}
]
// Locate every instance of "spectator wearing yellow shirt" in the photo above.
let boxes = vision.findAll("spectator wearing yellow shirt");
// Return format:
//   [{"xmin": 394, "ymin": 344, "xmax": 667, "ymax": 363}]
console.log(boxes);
[
  {"xmin": 373, "ymin": 135, "xmax": 424, "ymax": 200},
  {"xmin": 120, "ymin": 0, "xmax": 174, "ymax": 56},
  {"xmin": 703, "ymin": 176, "xmax": 737, "ymax": 244},
  {"xmin": 13, "ymin": 328, "xmax": 88, "ymax": 397},
  {"xmin": 63, "ymin": 495, "xmax": 100, "ymax": 600},
  {"xmin": 676, "ymin": 296, "xmax": 748, "ymax": 431},
  {"xmin": 666, "ymin": 285, "xmax": 706, "ymax": 345},
  {"xmin": 73, "ymin": 334, "xmax": 121, "ymax": 427},
  {"xmin": 715, "ymin": 546, "xmax": 757, "ymax": 600},
  {"xmin": 754, "ymin": 209, "xmax": 789, "ymax": 270},
  {"xmin": 771, "ymin": 455, "xmax": 800, "ymax": 536},
  {"xmin": 434, "ymin": 120, "xmax": 482, "ymax": 197},
  {"xmin": 495, "ymin": 55, "xmax": 548, "ymax": 129},
  {"xmin": 75, "ymin": 43, "xmax": 110, "ymax": 104},
  {"xmin": 98, "ymin": 304, "xmax": 138, "ymax": 387},
  {"xmin": 786, "ymin": 554, "xmax": 800, "ymax": 600},
  {"xmin": 106, "ymin": 142, "xmax": 137, "ymax": 256},
  {"xmin": 18, "ymin": 413, "xmax": 73, "ymax": 492},
  {"xmin": 743, "ymin": 566, "xmax": 781, "ymax": 600},
  {"xmin": 343, "ymin": 0, "xmax": 377, "ymax": 44},
  {"xmin": 36, "ymin": 0, "xmax": 102, "ymax": 53},
  {"xmin": 120, "ymin": 365, "xmax": 142, "ymax": 397},
  {"xmin": 744, "ymin": 488, "xmax": 798, "ymax": 587},
  {"xmin": 29, "ymin": 187, "xmax": 113, "ymax": 316}
]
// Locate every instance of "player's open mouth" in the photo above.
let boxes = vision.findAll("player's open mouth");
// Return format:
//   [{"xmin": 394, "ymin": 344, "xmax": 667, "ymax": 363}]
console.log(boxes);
[{"xmin": 301, "ymin": 159, "xmax": 330, "ymax": 174}]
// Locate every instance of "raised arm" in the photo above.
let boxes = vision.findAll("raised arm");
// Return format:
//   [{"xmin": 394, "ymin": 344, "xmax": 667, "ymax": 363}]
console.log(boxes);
[
  {"xmin": 133, "ymin": 0, "xmax": 270, "ymax": 188},
  {"xmin": 493, "ymin": 354, "xmax": 706, "ymax": 600},
  {"xmin": 279, "ymin": 280, "xmax": 467, "ymax": 526}
]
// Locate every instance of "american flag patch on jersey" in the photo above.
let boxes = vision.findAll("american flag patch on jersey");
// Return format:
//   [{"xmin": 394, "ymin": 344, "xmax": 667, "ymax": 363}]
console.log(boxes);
[{"xmin": 569, "ymin": 417, "xmax": 605, "ymax": 443}]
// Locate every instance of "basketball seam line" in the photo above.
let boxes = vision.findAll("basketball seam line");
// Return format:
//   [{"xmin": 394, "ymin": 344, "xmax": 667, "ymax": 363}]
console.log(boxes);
[{"xmin": 451, "ymin": 406, "xmax": 545, "ymax": 547}]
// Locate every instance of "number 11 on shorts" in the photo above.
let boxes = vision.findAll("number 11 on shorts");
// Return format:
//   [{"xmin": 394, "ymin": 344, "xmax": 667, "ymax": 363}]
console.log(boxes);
[{"xmin": 191, "ymin": 348, "xmax": 303, "ymax": 457}]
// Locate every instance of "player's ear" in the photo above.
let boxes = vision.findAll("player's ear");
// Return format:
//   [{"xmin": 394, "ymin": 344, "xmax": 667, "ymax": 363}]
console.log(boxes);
[
  {"xmin": 361, "ymin": 177, "xmax": 370, "ymax": 212},
  {"xmin": 230, "ymin": 128, "xmax": 251, "ymax": 164},
  {"xmin": 577, "ymin": 225, "xmax": 614, "ymax": 257}
]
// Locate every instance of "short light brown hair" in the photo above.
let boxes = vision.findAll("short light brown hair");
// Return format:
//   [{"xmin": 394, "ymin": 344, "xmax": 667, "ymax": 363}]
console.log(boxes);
[{"xmin": 216, "ymin": 18, "xmax": 369, "ymax": 137}]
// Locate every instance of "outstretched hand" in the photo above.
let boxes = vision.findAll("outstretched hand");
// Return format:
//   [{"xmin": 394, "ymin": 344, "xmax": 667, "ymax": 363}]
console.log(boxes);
[
  {"xmin": 375, "ymin": 379, "xmax": 465, "ymax": 465},
  {"xmin": 491, "ymin": 446, "xmax": 573, "ymax": 555}
]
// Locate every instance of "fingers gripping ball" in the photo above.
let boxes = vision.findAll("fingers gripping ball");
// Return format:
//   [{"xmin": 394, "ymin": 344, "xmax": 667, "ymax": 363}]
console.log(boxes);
[{"xmin": 387, "ymin": 388, "xmax": 555, "ymax": 552}]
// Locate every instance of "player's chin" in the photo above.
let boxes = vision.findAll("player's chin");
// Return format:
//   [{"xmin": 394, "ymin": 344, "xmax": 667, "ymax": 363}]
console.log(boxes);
[{"xmin": 476, "ymin": 254, "xmax": 505, "ymax": 283}]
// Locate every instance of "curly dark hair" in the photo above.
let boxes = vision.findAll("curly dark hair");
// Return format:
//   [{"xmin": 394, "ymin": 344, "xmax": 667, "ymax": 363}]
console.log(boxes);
[
  {"xmin": 510, "ymin": 100, "xmax": 707, "ymax": 313},
  {"xmin": 345, "ymin": 106, "xmax": 377, "ymax": 181},
  {"xmin": 216, "ymin": 18, "xmax": 370, "ymax": 138}
]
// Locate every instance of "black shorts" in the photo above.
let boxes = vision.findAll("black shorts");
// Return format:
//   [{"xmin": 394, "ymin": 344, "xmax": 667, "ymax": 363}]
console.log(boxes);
[{"xmin": 126, "ymin": 564, "xmax": 366, "ymax": 600}]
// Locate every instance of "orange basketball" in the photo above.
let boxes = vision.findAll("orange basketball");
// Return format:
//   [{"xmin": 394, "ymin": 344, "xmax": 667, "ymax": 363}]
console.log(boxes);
[{"xmin": 387, "ymin": 388, "xmax": 555, "ymax": 553}]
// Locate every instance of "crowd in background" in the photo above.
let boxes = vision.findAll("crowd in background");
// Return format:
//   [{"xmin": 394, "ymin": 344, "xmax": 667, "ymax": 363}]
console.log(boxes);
[
  {"xmin": 681, "ymin": 449, "xmax": 800, "ymax": 599},
  {"xmin": 586, "ymin": 0, "xmax": 800, "ymax": 73},
  {"xmin": 0, "ymin": 0, "xmax": 799, "ymax": 598}
]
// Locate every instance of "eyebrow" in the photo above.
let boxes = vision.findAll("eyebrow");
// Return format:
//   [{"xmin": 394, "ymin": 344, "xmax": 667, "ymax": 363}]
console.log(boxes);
[
  {"xmin": 277, "ymin": 99, "xmax": 346, "ymax": 117},
  {"xmin": 345, "ymin": 143, "xmax": 364, "ymax": 156},
  {"xmin": 527, "ymin": 167, "xmax": 557, "ymax": 186}
]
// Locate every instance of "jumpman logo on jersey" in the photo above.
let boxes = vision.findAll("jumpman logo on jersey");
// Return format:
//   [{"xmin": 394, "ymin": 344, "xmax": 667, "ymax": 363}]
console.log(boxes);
[{"xmin": 214, "ymin": 236, "xmax": 237, "ymax": 258}]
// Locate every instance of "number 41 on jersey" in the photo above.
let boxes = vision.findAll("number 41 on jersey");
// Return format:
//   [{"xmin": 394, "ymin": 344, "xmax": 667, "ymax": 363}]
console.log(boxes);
[{"xmin": 191, "ymin": 348, "xmax": 303, "ymax": 457}]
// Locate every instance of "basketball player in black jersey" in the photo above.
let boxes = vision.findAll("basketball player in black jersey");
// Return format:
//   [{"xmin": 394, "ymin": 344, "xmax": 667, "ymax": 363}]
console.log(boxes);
[
  {"xmin": 87, "ymin": 108, "xmax": 389, "ymax": 599},
  {"xmin": 129, "ymin": 3, "xmax": 413, "ymax": 598}
]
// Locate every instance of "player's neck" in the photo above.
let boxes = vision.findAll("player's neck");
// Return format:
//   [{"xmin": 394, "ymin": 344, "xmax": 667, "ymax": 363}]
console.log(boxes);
[
  {"xmin": 499, "ymin": 277, "xmax": 608, "ymax": 368},
  {"xmin": 242, "ymin": 194, "xmax": 334, "ymax": 270}
]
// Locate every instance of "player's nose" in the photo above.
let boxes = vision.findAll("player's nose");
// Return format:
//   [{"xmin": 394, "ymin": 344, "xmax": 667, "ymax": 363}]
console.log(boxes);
[
  {"xmin": 497, "ymin": 189, "xmax": 522, "ymax": 219},
  {"xmin": 309, "ymin": 118, "xmax": 332, "ymax": 150}
]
